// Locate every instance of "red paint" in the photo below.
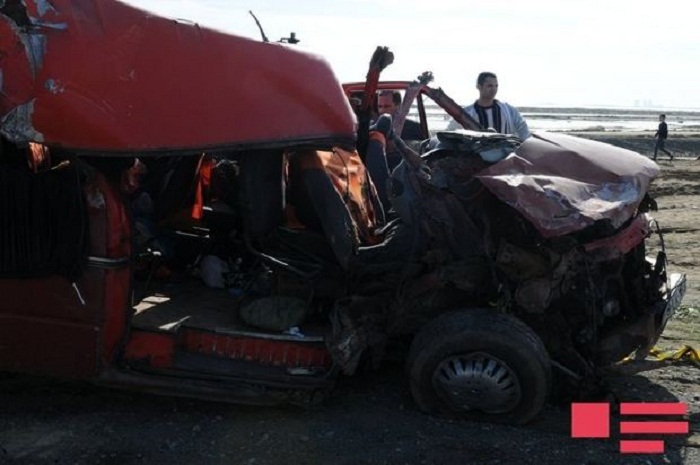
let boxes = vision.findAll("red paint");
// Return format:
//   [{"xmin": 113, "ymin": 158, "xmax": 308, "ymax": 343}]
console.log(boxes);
[
  {"xmin": 619, "ymin": 440, "xmax": 665, "ymax": 454},
  {"xmin": 85, "ymin": 170, "xmax": 132, "ymax": 366},
  {"xmin": 0, "ymin": 0, "xmax": 356, "ymax": 152},
  {"xmin": 572, "ymin": 402, "xmax": 690, "ymax": 456},
  {"xmin": 0, "ymin": 17, "xmax": 33, "ymax": 109},
  {"xmin": 0, "ymin": 272, "xmax": 104, "ymax": 378},
  {"xmin": 0, "ymin": 1, "xmax": 343, "ymax": 394},
  {"xmin": 570, "ymin": 402, "xmax": 610, "ymax": 438},
  {"xmin": 583, "ymin": 214, "xmax": 651, "ymax": 259},
  {"xmin": 123, "ymin": 330, "xmax": 175, "ymax": 368},
  {"xmin": 620, "ymin": 402, "xmax": 688, "ymax": 416},
  {"xmin": 100, "ymin": 267, "xmax": 131, "ymax": 366},
  {"xmin": 478, "ymin": 132, "xmax": 660, "ymax": 238},
  {"xmin": 619, "ymin": 421, "xmax": 689, "ymax": 434},
  {"xmin": 181, "ymin": 329, "xmax": 332, "ymax": 369},
  {"xmin": 99, "ymin": 174, "xmax": 131, "ymax": 364}
]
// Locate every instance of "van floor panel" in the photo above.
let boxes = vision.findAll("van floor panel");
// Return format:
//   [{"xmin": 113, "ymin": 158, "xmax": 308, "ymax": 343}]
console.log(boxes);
[{"xmin": 131, "ymin": 279, "xmax": 324, "ymax": 339}]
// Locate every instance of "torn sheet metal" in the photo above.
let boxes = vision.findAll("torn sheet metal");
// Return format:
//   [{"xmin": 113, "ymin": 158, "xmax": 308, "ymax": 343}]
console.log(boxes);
[
  {"xmin": 0, "ymin": 11, "xmax": 44, "ymax": 141},
  {"xmin": 31, "ymin": 0, "xmax": 60, "ymax": 20},
  {"xmin": 0, "ymin": 0, "xmax": 356, "ymax": 153},
  {"xmin": 476, "ymin": 132, "xmax": 660, "ymax": 238},
  {"xmin": 0, "ymin": 13, "xmax": 34, "ymax": 100},
  {"xmin": 1, "ymin": 99, "xmax": 44, "ymax": 141}
]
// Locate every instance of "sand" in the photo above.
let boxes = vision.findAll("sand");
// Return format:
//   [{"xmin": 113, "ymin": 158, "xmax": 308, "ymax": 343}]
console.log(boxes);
[{"xmin": 564, "ymin": 129, "xmax": 700, "ymax": 160}]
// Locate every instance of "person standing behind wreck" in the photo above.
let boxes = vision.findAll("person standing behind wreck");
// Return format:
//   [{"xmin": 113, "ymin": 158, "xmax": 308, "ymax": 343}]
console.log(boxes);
[
  {"xmin": 377, "ymin": 90, "xmax": 423, "ymax": 141},
  {"xmin": 376, "ymin": 90, "xmax": 422, "ymax": 171},
  {"xmin": 448, "ymin": 71, "xmax": 530, "ymax": 141}
]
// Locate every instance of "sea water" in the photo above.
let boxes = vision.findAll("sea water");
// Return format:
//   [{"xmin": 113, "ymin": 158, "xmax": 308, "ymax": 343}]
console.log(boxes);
[{"xmin": 417, "ymin": 105, "xmax": 700, "ymax": 133}]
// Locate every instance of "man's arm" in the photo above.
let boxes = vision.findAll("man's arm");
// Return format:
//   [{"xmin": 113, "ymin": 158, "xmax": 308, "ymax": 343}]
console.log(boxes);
[
  {"xmin": 445, "ymin": 104, "xmax": 479, "ymax": 131},
  {"xmin": 365, "ymin": 115, "xmax": 393, "ymax": 211},
  {"xmin": 505, "ymin": 103, "xmax": 531, "ymax": 140}
]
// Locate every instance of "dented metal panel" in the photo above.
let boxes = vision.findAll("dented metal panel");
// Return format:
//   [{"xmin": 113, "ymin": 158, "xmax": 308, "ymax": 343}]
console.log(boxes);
[
  {"xmin": 0, "ymin": 0, "xmax": 356, "ymax": 153},
  {"xmin": 476, "ymin": 132, "xmax": 660, "ymax": 237},
  {"xmin": 0, "ymin": 10, "xmax": 38, "ymax": 140}
]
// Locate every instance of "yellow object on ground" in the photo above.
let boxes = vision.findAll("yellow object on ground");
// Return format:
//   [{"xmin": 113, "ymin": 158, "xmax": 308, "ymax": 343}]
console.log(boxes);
[{"xmin": 649, "ymin": 345, "xmax": 700, "ymax": 366}]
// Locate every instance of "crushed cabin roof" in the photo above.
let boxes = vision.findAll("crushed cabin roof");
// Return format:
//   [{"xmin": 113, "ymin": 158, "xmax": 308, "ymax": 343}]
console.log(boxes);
[{"xmin": 0, "ymin": 0, "xmax": 356, "ymax": 154}]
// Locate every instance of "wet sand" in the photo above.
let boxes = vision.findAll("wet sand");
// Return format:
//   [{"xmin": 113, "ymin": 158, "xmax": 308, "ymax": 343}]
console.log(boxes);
[{"xmin": 561, "ymin": 129, "xmax": 700, "ymax": 159}]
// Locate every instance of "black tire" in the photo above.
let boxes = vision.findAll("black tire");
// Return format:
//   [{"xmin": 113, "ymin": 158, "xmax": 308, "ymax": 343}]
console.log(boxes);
[{"xmin": 406, "ymin": 309, "xmax": 551, "ymax": 425}]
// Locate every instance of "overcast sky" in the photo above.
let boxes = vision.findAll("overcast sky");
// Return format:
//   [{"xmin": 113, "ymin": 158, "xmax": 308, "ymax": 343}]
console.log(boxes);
[{"xmin": 124, "ymin": 0, "xmax": 699, "ymax": 109}]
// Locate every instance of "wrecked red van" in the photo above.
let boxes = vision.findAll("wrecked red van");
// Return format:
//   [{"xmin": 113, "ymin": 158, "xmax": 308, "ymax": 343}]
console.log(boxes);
[{"xmin": 0, "ymin": 0, "xmax": 686, "ymax": 425}]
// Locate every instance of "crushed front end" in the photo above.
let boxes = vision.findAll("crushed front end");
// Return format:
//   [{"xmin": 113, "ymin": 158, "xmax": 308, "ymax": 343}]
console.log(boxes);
[
  {"xmin": 401, "ymin": 130, "xmax": 687, "ymax": 396},
  {"xmin": 498, "ymin": 209, "xmax": 687, "ymax": 389}
]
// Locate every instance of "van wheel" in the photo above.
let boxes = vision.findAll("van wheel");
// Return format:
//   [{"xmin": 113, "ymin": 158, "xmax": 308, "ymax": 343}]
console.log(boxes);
[{"xmin": 406, "ymin": 309, "xmax": 551, "ymax": 425}]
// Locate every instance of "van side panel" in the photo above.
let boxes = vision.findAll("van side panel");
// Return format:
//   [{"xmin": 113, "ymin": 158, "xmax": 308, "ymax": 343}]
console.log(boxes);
[
  {"xmin": 86, "ymin": 170, "xmax": 133, "ymax": 371},
  {"xmin": 0, "ymin": 169, "xmax": 132, "ymax": 379},
  {"xmin": 99, "ymin": 267, "xmax": 131, "ymax": 366},
  {"xmin": 0, "ymin": 272, "xmax": 104, "ymax": 377}
]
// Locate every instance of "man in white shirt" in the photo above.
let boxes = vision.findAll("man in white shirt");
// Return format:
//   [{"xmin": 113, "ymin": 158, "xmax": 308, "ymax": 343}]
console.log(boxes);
[{"xmin": 447, "ymin": 72, "xmax": 530, "ymax": 141}]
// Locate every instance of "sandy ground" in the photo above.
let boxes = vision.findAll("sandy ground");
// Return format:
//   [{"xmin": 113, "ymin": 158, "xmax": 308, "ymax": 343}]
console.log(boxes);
[
  {"xmin": 1, "ymin": 132, "xmax": 699, "ymax": 465},
  {"xmin": 567, "ymin": 130, "xmax": 700, "ymax": 162}
]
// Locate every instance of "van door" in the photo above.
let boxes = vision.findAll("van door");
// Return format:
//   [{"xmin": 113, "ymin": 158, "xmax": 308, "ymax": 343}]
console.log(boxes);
[{"xmin": 0, "ymin": 160, "xmax": 132, "ymax": 379}]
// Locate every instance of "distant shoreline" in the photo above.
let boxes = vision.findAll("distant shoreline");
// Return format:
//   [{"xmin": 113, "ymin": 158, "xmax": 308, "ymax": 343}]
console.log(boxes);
[
  {"xmin": 422, "ymin": 104, "xmax": 700, "ymax": 133},
  {"xmin": 559, "ymin": 130, "xmax": 700, "ymax": 158},
  {"xmin": 519, "ymin": 106, "xmax": 700, "ymax": 117}
]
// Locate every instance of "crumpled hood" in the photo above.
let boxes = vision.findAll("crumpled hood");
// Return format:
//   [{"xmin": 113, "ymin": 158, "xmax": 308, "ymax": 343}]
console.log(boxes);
[{"xmin": 475, "ymin": 131, "xmax": 660, "ymax": 238}]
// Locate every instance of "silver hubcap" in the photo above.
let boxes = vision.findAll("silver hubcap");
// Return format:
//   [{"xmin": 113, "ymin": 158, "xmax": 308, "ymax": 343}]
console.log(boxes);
[{"xmin": 432, "ymin": 352, "xmax": 522, "ymax": 413}]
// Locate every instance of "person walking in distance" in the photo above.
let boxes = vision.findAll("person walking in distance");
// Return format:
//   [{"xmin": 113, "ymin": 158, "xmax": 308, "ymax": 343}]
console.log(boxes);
[
  {"xmin": 447, "ymin": 71, "xmax": 530, "ymax": 141},
  {"xmin": 653, "ymin": 114, "xmax": 673, "ymax": 161}
]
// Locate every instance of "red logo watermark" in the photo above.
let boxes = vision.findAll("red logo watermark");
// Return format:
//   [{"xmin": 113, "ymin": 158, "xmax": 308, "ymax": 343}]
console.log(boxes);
[{"xmin": 571, "ymin": 402, "xmax": 689, "ymax": 454}]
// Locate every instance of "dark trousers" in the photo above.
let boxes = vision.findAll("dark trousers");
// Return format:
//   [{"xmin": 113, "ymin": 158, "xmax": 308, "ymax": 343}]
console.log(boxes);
[{"xmin": 654, "ymin": 138, "xmax": 672, "ymax": 159}]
